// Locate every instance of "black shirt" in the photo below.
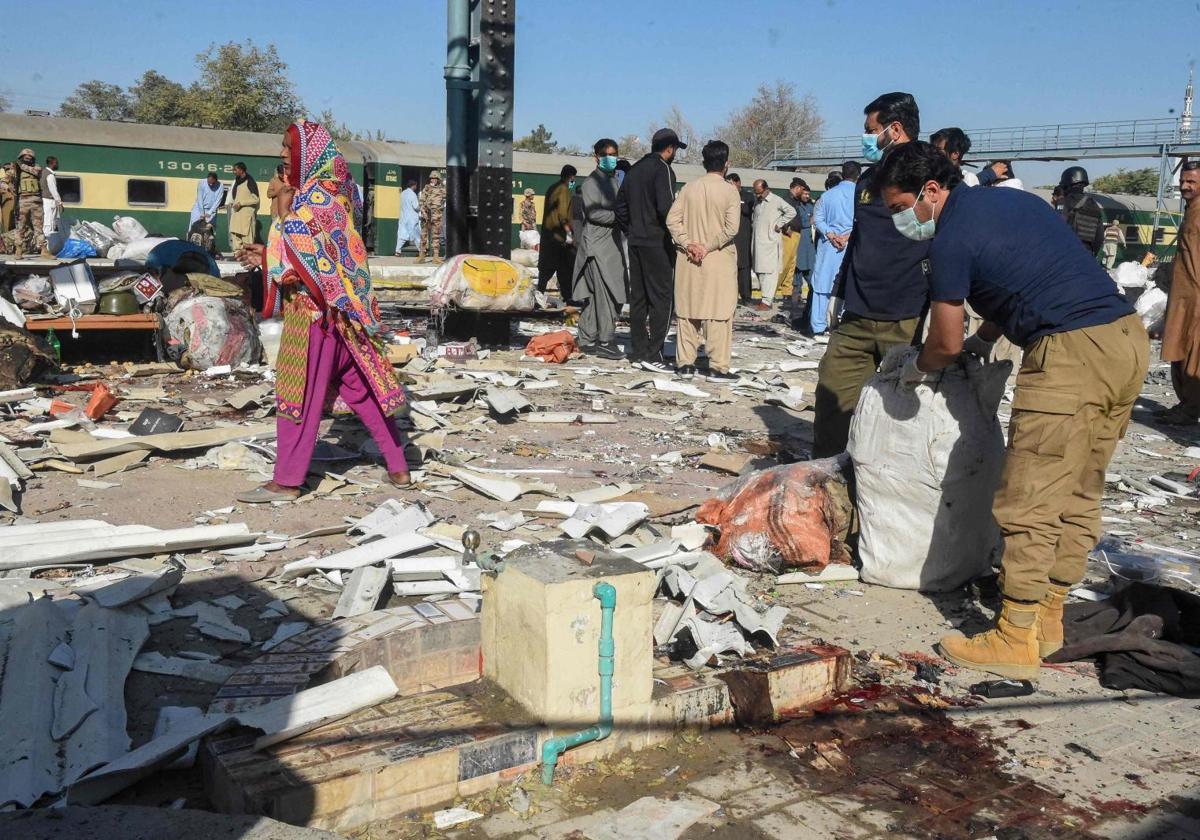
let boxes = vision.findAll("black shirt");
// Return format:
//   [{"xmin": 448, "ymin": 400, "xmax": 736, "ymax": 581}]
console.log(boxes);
[
  {"xmin": 616, "ymin": 154, "xmax": 677, "ymax": 248},
  {"xmin": 835, "ymin": 164, "xmax": 932, "ymax": 321}
]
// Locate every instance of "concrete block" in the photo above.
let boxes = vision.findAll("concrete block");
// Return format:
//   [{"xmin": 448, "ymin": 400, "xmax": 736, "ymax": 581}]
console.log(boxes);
[
  {"xmin": 482, "ymin": 542, "xmax": 655, "ymax": 726},
  {"xmin": 718, "ymin": 644, "xmax": 851, "ymax": 724}
]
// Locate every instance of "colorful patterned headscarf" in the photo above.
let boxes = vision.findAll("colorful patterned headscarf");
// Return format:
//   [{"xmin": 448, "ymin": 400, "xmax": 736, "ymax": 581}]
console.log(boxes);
[{"xmin": 265, "ymin": 120, "xmax": 384, "ymax": 334}]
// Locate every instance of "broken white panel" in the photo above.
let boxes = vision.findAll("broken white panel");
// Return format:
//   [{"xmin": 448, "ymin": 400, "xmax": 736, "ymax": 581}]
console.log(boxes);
[
  {"xmin": 681, "ymin": 616, "xmax": 753, "ymax": 670},
  {"xmin": 560, "ymin": 502, "xmax": 650, "ymax": 541},
  {"xmin": 614, "ymin": 540, "xmax": 683, "ymax": 565},
  {"xmin": 153, "ymin": 706, "xmax": 205, "ymax": 769},
  {"xmin": 776, "ymin": 565, "xmax": 860, "ymax": 585},
  {"xmin": 478, "ymin": 510, "xmax": 529, "ymax": 531},
  {"xmin": 348, "ymin": 499, "xmax": 435, "ymax": 545},
  {"xmin": 434, "ymin": 808, "xmax": 484, "ymax": 830},
  {"xmin": 261, "ymin": 621, "xmax": 309, "ymax": 652},
  {"xmin": 83, "ymin": 565, "xmax": 183, "ymax": 609},
  {"xmin": 68, "ymin": 666, "xmax": 400, "ymax": 805},
  {"xmin": 282, "ymin": 531, "xmax": 436, "ymax": 577},
  {"xmin": 653, "ymin": 598, "xmax": 696, "ymax": 646},
  {"xmin": 132, "ymin": 652, "xmax": 235, "ymax": 685},
  {"xmin": 391, "ymin": 580, "xmax": 464, "ymax": 597},
  {"xmin": 652, "ymin": 378, "xmax": 711, "ymax": 399},
  {"xmin": 3, "ymin": 523, "xmax": 256, "ymax": 571},
  {"xmin": 483, "ymin": 388, "xmax": 532, "ymax": 416},
  {"xmin": 427, "ymin": 462, "xmax": 557, "ymax": 502},
  {"xmin": 332, "ymin": 564, "xmax": 390, "ymax": 619},
  {"xmin": 191, "ymin": 602, "xmax": 251, "ymax": 644},
  {"xmin": 670, "ymin": 523, "xmax": 712, "ymax": 551},
  {"xmin": 523, "ymin": 412, "xmax": 617, "ymax": 424},
  {"xmin": 389, "ymin": 555, "xmax": 461, "ymax": 581},
  {"xmin": 569, "ymin": 482, "xmax": 642, "ymax": 504},
  {"xmin": 52, "ymin": 664, "xmax": 97, "ymax": 741}
]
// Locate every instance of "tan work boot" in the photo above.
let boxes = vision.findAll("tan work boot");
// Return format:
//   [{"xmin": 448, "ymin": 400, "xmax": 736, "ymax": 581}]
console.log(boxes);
[
  {"xmin": 938, "ymin": 600, "xmax": 1041, "ymax": 680},
  {"xmin": 1038, "ymin": 584, "xmax": 1069, "ymax": 658},
  {"xmin": 39, "ymin": 247, "xmax": 53, "ymax": 258}
]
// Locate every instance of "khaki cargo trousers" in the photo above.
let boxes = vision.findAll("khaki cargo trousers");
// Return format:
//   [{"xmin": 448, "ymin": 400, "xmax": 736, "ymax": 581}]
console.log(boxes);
[
  {"xmin": 812, "ymin": 314, "xmax": 920, "ymax": 458},
  {"xmin": 996, "ymin": 313, "xmax": 1149, "ymax": 603}
]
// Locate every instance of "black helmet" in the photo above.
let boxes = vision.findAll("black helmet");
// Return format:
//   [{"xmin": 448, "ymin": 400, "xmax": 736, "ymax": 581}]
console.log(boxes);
[{"xmin": 1059, "ymin": 166, "xmax": 1089, "ymax": 190}]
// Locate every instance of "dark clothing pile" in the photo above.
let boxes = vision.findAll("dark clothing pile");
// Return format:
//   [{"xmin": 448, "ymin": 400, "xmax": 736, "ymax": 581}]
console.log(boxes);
[{"xmin": 1048, "ymin": 581, "xmax": 1200, "ymax": 697}]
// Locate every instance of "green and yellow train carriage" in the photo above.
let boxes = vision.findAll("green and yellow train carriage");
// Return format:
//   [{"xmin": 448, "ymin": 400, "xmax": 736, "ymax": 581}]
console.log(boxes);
[{"xmin": 0, "ymin": 114, "xmax": 810, "ymax": 256}]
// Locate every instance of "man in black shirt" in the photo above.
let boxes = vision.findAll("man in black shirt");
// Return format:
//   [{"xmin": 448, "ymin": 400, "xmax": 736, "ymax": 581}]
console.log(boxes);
[
  {"xmin": 812, "ymin": 92, "xmax": 931, "ymax": 457},
  {"xmin": 726, "ymin": 173, "xmax": 755, "ymax": 304},
  {"xmin": 617, "ymin": 128, "xmax": 686, "ymax": 373}
]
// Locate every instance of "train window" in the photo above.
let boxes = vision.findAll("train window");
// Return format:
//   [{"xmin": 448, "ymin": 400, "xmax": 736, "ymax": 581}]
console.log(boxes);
[
  {"xmin": 127, "ymin": 178, "xmax": 167, "ymax": 206},
  {"xmin": 56, "ymin": 176, "xmax": 82, "ymax": 204}
]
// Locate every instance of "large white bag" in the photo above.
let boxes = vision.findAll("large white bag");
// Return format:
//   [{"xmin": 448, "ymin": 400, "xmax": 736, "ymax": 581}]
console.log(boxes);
[
  {"xmin": 111, "ymin": 215, "xmax": 150, "ymax": 243},
  {"xmin": 847, "ymin": 346, "xmax": 1011, "ymax": 592},
  {"xmin": 427, "ymin": 253, "xmax": 535, "ymax": 311}
]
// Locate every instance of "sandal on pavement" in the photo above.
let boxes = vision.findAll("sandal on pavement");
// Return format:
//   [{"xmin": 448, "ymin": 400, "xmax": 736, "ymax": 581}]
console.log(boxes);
[
  {"xmin": 386, "ymin": 472, "xmax": 412, "ymax": 488},
  {"xmin": 237, "ymin": 483, "xmax": 303, "ymax": 504}
]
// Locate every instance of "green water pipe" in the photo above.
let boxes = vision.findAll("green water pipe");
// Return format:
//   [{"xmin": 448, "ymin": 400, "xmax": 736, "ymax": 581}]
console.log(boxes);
[{"xmin": 541, "ymin": 581, "xmax": 616, "ymax": 785}]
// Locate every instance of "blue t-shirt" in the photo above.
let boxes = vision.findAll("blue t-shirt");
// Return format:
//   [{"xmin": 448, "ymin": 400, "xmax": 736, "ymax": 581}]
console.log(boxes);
[{"xmin": 930, "ymin": 186, "xmax": 1133, "ymax": 347}]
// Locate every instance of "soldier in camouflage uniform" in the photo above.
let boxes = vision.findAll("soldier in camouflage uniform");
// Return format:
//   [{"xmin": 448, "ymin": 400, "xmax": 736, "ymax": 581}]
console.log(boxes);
[
  {"xmin": 12, "ymin": 148, "xmax": 47, "ymax": 257},
  {"xmin": 520, "ymin": 187, "xmax": 537, "ymax": 231},
  {"xmin": 417, "ymin": 170, "xmax": 445, "ymax": 264},
  {"xmin": 0, "ymin": 163, "xmax": 15, "ymax": 234}
]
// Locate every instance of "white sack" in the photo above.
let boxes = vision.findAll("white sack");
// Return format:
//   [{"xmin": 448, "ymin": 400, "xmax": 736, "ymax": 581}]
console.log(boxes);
[
  {"xmin": 847, "ymin": 346, "xmax": 1011, "ymax": 592},
  {"xmin": 112, "ymin": 216, "xmax": 150, "ymax": 243},
  {"xmin": 427, "ymin": 253, "xmax": 535, "ymax": 311},
  {"xmin": 518, "ymin": 229, "xmax": 540, "ymax": 250},
  {"xmin": 1134, "ymin": 286, "xmax": 1167, "ymax": 334}
]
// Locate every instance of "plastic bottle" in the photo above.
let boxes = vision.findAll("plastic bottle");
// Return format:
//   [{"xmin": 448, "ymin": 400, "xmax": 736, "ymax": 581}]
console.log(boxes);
[{"xmin": 46, "ymin": 327, "xmax": 61, "ymax": 361}]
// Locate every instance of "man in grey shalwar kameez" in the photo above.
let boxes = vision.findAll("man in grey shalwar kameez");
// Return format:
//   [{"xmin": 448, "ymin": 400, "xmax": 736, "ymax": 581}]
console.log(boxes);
[{"xmin": 572, "ymin": 138, "xmax": 627, "ymax": 360}]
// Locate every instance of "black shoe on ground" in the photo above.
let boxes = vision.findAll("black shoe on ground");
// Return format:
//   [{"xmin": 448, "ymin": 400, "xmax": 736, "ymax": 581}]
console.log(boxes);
[
  {"xmin": 706, "ymin": 369, "xmax": 739, "ymax": 384},
  {"xmin": 639, "ymin": 358, "xmax": 674, "ymax": 375},
  {"xmin": 676, "ymin": 365, "xmax": 696, "ymax": 380},
  {"xmin": 578, "ymin": 343, "xmax": 598, "ymax": 355},
  {"xmin": 593, "ymin": 342, "xmax": 625, "ymax": 360}
]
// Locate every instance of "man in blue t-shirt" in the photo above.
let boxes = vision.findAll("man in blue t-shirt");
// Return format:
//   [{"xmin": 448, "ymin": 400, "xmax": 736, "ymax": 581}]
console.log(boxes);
[
  {"xmin": 813, "ymin": 92, "xmax": 932, "ymax": 457},
  {"xmin": 876, "ymin": 141, "xmax": 1149, "ymax": 681}
]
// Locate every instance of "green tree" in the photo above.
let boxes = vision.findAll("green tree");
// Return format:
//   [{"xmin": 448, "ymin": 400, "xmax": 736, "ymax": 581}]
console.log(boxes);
[
  {"xmin": 1092, "ymin": 167, "xmax": 1159, "ymax": 196},
  {"xmin": 129, "ymin": 71, "xmax": 192, "ymax": 126},
  {"xmin": 514, "ymin": 123, "xmax": 560, "ymax": 154},
  {"xmin": 58, "ymin": 81, "xmax": 133, "ymax": 121},
  {"xmin": 188, "ymin": 41, "xmax": 303, "ymax": 133},
  {"xmin": 715, "ymin": 81, "xmax": 824, "ymax": 167}
]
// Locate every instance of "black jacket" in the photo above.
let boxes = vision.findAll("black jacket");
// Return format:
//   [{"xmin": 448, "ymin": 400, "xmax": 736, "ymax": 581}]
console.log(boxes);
[
  {"xmin": 734, "ymin": 192, "xmax": 753, "ymax": 268},
  {"xmin": 616, "ymin": 153, "xmax": 676, "ymax": 248}
]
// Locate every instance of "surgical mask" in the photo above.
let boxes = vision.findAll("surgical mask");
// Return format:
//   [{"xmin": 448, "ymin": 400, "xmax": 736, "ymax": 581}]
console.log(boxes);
[
  {"xmin": 861, "ymin": 127, "xmax": 894, "ymax": 163},
  {"xmin": 892, "ymin": 188, "xmax": 937, "ymax": 241},
  {"xmin": 598, "ymin": 155, "xmax": 618, "ymax": 174},
  {"xmin": 568, "ymin": 179, "xmax": 576, "ymax": 190}
]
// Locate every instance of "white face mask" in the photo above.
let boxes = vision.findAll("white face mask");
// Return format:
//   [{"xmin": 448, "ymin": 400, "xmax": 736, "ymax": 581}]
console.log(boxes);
[{"xmin": 892, "ymin": 187, "xmax": 937, "ymax": 241}]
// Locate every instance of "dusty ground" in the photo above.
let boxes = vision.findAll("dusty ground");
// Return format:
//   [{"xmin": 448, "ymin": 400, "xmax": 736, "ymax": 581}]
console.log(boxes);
[{"xmin": 3, "ymin": 303, "xmax": 1199, "ymax": 838}]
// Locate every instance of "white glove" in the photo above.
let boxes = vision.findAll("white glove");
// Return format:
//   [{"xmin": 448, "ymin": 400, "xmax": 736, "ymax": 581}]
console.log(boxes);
[
  {"xmin": 900, "ymin": 353, "xmax": 931, "ymax": 388},
  {"xmin": 827, "ymin": 296, "xmax": 843, "ymax": 330},
  {"xmin": 962, "ymin": 332, "xmax": 996, "ymax": 360}
]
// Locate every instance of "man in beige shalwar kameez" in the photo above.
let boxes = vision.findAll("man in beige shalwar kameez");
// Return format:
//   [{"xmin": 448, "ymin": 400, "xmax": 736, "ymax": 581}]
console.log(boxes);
[
  {"xmin": 228, "ymin": 162, "xmax": 262, "ymax": 253},
  {"xmin": 1159, "ymin": 163, "xmax": 1200, "ymax": 425},
  {"xmin": 666, "ymin": 140, "xmax": 741, "ymax": 383}
]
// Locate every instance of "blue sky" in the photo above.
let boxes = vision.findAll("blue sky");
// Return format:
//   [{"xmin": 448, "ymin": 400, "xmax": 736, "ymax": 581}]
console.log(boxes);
[{"xmin": 2, "ymin": 0, "xmax": 1193, "ymax": 185}]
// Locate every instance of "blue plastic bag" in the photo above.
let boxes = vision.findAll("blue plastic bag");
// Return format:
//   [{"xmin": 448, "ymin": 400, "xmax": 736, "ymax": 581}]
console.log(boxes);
[{"xmin": 56, "ymin": 239, "xmax": 98, "ymax": 259}]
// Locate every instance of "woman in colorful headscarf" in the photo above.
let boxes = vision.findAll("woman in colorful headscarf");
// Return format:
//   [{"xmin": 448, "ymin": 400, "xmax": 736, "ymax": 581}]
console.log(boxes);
[{"xmin": 235, "ymin": 121, "xmax": 409, "ymax": 503}]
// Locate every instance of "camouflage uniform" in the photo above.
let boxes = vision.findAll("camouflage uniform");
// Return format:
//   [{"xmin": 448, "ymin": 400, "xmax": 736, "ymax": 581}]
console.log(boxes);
[
  {"xmin": 0, "ymin": 164, "xmax": 14, "ymax": 234},
  {"xmin": 13, "ymin": 159, "xmax": 45, "ymax": 256},
  {"xmin": 418, "ymin": 175, "xmax": 445, "ymax": 262},
  {"xmin": 520, "ymin": 196, "xmax": 537, "ymax": 231}
]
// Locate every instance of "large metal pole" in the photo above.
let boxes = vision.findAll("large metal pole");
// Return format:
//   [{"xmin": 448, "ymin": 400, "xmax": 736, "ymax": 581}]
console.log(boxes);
[{"xmin": 445, "ymin": 0, "xmax": 472, "ymax": 258}]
